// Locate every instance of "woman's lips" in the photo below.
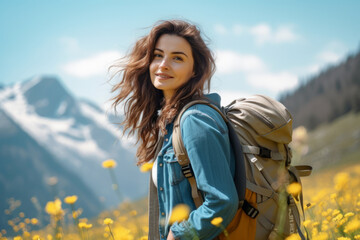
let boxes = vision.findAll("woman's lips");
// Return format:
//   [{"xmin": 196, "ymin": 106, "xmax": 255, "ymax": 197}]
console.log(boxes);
[{"xmin": 155, "ymin": 73, "xmax": 173, "ymax": 79}]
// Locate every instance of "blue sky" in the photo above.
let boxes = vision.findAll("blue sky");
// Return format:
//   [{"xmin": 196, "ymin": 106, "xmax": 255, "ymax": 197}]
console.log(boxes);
[{"xmin": 1, "ymin": 0, "xmax": 359, "ymax": 107}]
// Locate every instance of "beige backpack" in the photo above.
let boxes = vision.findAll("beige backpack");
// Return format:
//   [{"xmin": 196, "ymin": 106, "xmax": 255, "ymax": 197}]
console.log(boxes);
[{"xmin": 172, "ymin": 95, "xmax": 312, "ymax": 240}]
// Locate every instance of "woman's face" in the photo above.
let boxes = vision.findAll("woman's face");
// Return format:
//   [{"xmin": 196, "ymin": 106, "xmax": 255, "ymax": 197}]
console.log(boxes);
[{"xmin": 149, "ymin": 34, "xmax": 194, "ymax": 101}]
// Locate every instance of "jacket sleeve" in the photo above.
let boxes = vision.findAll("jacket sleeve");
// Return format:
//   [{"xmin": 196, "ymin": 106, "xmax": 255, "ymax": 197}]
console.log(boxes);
[{"xmin": 170, "ymin": 105, "xmax": 238, "ymax": 240}]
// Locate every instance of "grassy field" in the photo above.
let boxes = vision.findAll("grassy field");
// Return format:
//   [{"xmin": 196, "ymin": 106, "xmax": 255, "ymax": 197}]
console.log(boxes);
[{"xmin": 1, "ymin": 112, "xmax": 360, "ymax": 240}]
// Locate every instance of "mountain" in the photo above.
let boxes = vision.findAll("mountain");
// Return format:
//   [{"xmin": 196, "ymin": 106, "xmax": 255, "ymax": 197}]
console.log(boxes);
[
  {"xmin": 0, "ymin": 108, "xmax": 103, "ymax": 230},
  {"xmin": 0, "ymin": 76, "xmax": 148, "ymax": 221},
  {"xmin": 280, "ymin": 50, "xmax": 360, "ymax": 130}
]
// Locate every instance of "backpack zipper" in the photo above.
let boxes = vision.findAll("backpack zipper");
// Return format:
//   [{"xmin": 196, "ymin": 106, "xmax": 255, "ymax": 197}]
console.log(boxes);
[{"xmin": 250, "ymin": 108, "xmax": 275, "ymax": 129}]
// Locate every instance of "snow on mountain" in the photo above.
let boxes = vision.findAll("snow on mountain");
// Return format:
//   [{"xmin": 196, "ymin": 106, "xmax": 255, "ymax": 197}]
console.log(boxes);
[{"xmin": 0, "ymin": 76, "xmax": 147, "ymax": 207}]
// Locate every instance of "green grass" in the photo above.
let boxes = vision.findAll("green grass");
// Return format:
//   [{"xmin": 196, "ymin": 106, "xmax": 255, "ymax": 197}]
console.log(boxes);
[{"xmin": 296, "ymin": 111, "xmax": 360, "ymax": 173}]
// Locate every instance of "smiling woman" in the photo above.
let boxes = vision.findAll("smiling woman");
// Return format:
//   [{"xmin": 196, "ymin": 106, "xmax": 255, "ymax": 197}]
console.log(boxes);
[{"xmin": 111, "ymin": 20, "xmax": 239, "ymax": 240}]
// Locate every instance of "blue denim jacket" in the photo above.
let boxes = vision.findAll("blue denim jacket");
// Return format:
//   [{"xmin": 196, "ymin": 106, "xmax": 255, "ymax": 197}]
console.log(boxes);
[{"xmin": 153, "ymin": 93, "xmax": 238, "ymax": 240}]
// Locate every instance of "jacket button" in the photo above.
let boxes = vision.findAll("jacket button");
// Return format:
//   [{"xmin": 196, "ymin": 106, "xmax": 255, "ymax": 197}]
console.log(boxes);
[
  {"xmin": 165, "ymin": 138, "xmax": 169, "ymax": 141},
  {"xmin": 161, "ymin": 212, "xmax": 165, "ymax": 216},
  {"xmin": 159, "ymin": 163, "xmax": 163, "ymax": 167},
  {"xmin": 160, "ymin": 187, "xmax": 163, "ymax": 191}
]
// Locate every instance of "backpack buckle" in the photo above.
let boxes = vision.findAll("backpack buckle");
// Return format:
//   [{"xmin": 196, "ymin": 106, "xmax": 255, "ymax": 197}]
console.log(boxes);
[
  {"xmin": 242, "ymin": 200, "xmax": 259, "ymax": 219},
  {"xmin": 181, "ymin": 164, "xmax": 194, "ymax": 178},
  {"xmin": 259, "ymin": 147, "xmax": 271, "ymax": 158}
]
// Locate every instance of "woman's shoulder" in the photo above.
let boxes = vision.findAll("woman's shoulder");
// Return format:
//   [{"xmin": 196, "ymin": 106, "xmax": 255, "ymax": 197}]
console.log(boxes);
[{"xmin": 179, "ymin": 102, "xmax": 227, "ymax": 134}]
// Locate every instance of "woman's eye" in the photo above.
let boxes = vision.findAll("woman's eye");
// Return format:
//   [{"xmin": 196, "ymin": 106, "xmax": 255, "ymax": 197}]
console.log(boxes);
[
  {"xmin": 174, "ymin": 56, "xmax": 183, "ymax": 61},
  {"xmin": 154, "ymin": 53, "xmax": 162, "ymax": 58}
]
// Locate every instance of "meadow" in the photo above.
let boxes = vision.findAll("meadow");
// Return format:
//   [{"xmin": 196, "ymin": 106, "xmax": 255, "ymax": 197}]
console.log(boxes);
[{"xmin": 1, "ymin": 113, "xmax": 360, "ymax": 240}]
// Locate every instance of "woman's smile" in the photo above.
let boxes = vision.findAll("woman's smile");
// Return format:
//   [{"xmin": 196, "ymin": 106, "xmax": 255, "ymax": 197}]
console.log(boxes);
[{"xmin": 155, "ymin": 72, "xmax": 174, "ymax": 80}]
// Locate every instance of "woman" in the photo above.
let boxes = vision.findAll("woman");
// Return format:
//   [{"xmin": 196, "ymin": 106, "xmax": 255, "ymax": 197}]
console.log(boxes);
[{"xmin": 112, "ymin": 20, "xmax": 238, "ymax": 240}]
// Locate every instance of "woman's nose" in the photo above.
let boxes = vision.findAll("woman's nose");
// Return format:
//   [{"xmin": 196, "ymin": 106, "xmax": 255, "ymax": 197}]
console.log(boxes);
[{"xmin": 159, "ymin": 58, "xmax": 169, "ymax": 70}]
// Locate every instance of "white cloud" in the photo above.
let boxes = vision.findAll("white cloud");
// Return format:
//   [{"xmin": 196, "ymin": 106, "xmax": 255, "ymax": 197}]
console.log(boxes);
[
  {"xmin": 250, "ymin": 24, "xmax": 298, "ymax": 45},
  {"xmin": 232, "ymin": 24, "xmax": 244, "ymax": 35},
  {"xmin": 59, "ymin": 37, "xmax": 80, "ymax": 53},
  {"xmin": 250, "ymin": 24, "xmax": 272, "ymax": 44},
  {"xmin": 246, "ymin": 72, "xmax": 299, "ymax": 93},
  {"xmin": 318, "ymin": 51, "xmax": 342, "ymax": 64},
  {"xmin": 305, "ymin": 64, "xmax": 321, "ymax": 75},
  {"xmin": 215, "ymin": 50, "xmax": 265, "ymax": 74},
  {"xmin": 213, "ymin": 23, "xmax": 298, "ymax": 45},
  {"xmin": 63, "ymin": 51, "xmax": 123, "ymax": 78},
  {"xmin": 274, "ymin": 26, "xmax": 297, "ymax": 43},
  {"xmin": 304, "ymin": 42, "xmax": 347, "ymax": 76},
  {"xmin": 214, "ymin": 24, "xmax": 228, "ymax": 35},
  {"xmin": 215, "ymin": 90, "xmax": 252, "ymax": 106}
]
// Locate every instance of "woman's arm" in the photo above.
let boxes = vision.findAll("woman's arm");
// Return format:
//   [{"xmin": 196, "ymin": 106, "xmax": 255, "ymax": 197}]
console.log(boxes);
[{"xmin": 170, "ymin": 105, "xmax": 238, "ymax": 239}]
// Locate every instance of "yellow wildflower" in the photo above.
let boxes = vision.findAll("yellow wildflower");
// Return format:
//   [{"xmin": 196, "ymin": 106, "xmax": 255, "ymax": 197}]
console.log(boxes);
[
  {"xmin": 354, "ymin": 235, "xmax": 360, "ymax": 240},
  {"xmin": 102, "ymin": 159, "xmax": 117, "ymax": 168},
  {"xmin": 47, "ymin": 234, "xmax": 53, "ymax": 240},
  {"xmin": 332, "ymin": 213, "xmax": 343, "ymax": 222},
  {"xmin": 23, "ymin": 232, "xmax": 30, "ymax": 238},
  {"xmin": 30, "ymin": 218, "xmax": 38, "ymax": 225},
  {"xmin": 312, "ymin": 221, "xmax": 320, "ymax": 227},
  {"xmin": 64, "ymin": 195, "xmax": 78, "ymax": 204},
  {"xmin": 19, "ymin": 212, "xmax": 25, "ymax": 218},
  {"xmin": 140, "ymin": 236, "xmax": 148, "ymax": 240},
  {"xmin": 344, "ymin": 212, "xmax": 354, "ymax": 218},
  {"xmin": 18, "ymin": 222, "xmax": 25, "ymax": 229},
  {"xmin": 337, "ymin": 237, "xmax": 350, "ymax": 240},
  {"xmin": 32, "ymin": 235, "xmax": 40, "ymax": 240},
  {"xmin": 13, "ymin": 236, "xmax": 22, "ymax": 240},
  {"xmin": 285, "ymin": 234, "xmax": 301, "ymax": 240},
  {"xmin": 85, "ymin": 223, "xmax": 93, "ymax": 229},
  {"xmin": 303, "ymin": 220, "xmax": 312, "ymax": 228},
  {"xmin": 24, "ymin": 218, "xmax": 30, "ymax": 224},
  {"xmin": 321, "ymin": 223, "xmax": 329, "ymax": 232},
  {"xmin": 211, "ymin": 217, "xmax": 223, "ymax": 227},
  {"xmin": 330, "ymin": 193, "xmax": 337, "ymax": 200},
  {"xmin": 45, "ymin": 198, "xmax": 63, "ymax": 216},
  {"xmin": 140, "ymin": 162, "xmax": 154, "ymax": 172},
  {"xmin": 287, "ymin": 182, "xmax": 302, "ymax": 196},
  {"xmin": 334, "ymin": 172, "xmax": 350, "ymax": 191},
  {"xmin": 169, "ymin": 204, "xmax": 190, "ymax": 224},
  {"xmin": 332, "ymin": 209, "xmax": 340, "ymax": 217},
  {"xmin": 314, "ymin": 232, "xmax": 329, "ymax": 240},
  {"xmin": 130, "ymin": 210, "xmax": 137, "ymax": 216},
  {"xmin": 78, "ymin": 222, "xmax": 87, "ymax": 228},
  {"xmin": 344, "ymin": 218, "xmax": 360, "ymax": 233},
  {"xmin": 103, "ymin": 218, "xmax": 114, "ymax": 225}
]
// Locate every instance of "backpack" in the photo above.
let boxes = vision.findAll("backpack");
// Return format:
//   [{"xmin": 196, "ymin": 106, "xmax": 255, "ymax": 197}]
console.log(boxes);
[{"xmin": 172, "ymin": 95, "xmax": 312, "ymax": 240}]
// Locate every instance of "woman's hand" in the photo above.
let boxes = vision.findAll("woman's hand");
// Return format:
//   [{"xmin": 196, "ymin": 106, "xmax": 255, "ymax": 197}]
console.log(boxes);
[{"xmin": 167, "ymin": 230, "xmax": 176, "ymax": 240}]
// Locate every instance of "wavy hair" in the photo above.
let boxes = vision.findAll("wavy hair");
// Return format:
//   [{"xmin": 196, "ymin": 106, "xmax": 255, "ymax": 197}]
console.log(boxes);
[{"xmin": 111, "ymin": 20, "xmax": 216, "ymax": 165}]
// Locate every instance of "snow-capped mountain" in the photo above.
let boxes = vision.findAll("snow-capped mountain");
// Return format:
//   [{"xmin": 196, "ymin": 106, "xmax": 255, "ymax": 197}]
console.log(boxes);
[
  {"xmin": 0, "ymin": 76, "xmax": 148, "ymax": 209},
  {"xmin": 0, "ymin": 108, "xmax": 103, "ymax": 231}
]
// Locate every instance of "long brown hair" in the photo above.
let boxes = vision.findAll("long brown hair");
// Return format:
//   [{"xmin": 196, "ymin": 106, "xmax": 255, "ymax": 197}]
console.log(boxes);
[{"xmin": 111, "ymin": 20, "xmax": 215, "ymax": 165}]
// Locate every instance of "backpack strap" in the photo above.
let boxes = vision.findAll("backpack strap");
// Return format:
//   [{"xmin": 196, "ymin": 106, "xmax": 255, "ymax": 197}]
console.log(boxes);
[
  {"xmin": 172, "ymin": 99, "xmax": 247, "ymax": 209},
  {"xmin": 242, "ymin": 145, "xmax": 284, "ymax": 160}
]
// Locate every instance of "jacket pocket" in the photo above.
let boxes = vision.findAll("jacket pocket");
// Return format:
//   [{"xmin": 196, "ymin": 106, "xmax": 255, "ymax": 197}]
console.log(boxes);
[{"xmin": 163, "ymin": 150, "xmax": 185, "ymax": 185}]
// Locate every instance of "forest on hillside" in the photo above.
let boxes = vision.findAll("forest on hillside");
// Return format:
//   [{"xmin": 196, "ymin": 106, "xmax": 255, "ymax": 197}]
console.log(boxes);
[{"xmin": 280, "ymin": 48, "xmax": 360, "ymax": 130}]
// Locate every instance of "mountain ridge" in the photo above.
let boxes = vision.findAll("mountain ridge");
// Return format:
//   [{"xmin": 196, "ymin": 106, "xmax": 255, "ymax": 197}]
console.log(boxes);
[
  {"xmin": 280, "ymin": 49, "xmax": 360, "ymax": 130},
  {"xmin": 0, "ymin": 76, "xmax": 148, "ymax": 229}
]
